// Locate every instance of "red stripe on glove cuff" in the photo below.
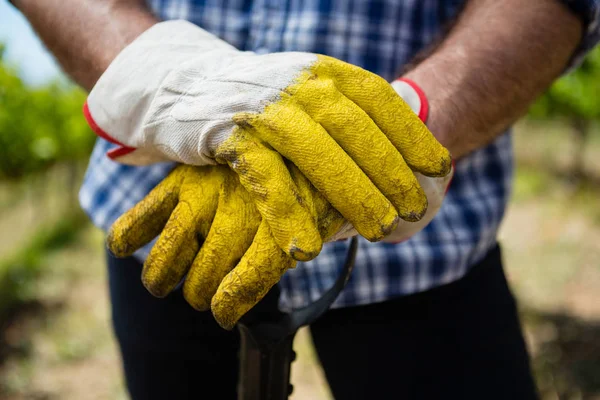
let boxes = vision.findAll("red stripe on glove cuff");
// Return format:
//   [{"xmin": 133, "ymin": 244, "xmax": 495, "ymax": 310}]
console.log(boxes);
[
  {"xmin": 397, "ymin": 78, "xmax": 429, "ymax": 123},
  {"xmin": 446, "ymin": 159, "xmax": 456, "ymax": 195},
  {"xmin": 83, "ymin": 102, "xmax": 136, "ymax": 159}
]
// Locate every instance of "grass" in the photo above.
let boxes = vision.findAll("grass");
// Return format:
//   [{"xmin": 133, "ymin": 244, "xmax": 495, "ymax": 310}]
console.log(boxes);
[
  {"xmin": 0, "ymin": 225, "xmax": 127, "ymax": 399},
  {"xmin": 0, "ymin": 212, "xmax": 88, "ymax": 322},
  {"xmin": 514, "ymin": 119, "xmax": 600, "ymax": 183}
]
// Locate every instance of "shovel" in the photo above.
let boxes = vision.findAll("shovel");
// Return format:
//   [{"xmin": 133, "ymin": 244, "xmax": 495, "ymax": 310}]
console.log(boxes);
[{"xmin": 236, "ymin": 237, "xmax": 358, "ymax": 400}]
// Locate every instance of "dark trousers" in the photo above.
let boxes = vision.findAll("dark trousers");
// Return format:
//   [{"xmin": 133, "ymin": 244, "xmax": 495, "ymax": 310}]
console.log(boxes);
[{"xmin": 107, "ymin": 245, "xmax": 539, "ymax": 399}]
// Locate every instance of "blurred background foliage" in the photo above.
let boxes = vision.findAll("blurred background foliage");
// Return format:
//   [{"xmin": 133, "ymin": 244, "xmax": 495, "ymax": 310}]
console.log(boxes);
[
  {"xmin": 0, "ymin": 44, "xmax": 94, "ymax": 180},
  {"xmin": 528, "ymin": 47, "xmax": 600, "ymax": 189},
  {"xmin": 0, "ymin": 42, "xmax": 94, "ymax": 387},
  {"xmin": 0, "ymin": 40, "xmax": 599, "ymax": 399},
  {"xmin": 531, "ymin": 46, "xmax": 600, "ymax": 121}
]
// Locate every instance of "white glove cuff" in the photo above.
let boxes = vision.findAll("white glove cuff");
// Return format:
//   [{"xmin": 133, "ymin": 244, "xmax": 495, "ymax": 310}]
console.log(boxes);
[{"xmin": 85, "ymin": 20, "xmax": 236, "ymax": 163}]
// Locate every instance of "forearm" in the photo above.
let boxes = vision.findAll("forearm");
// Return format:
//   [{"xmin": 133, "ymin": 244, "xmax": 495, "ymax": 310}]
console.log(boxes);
[
  {"xmin": 405, "ymin": 0, "xmax": 583, "ymax": 158},
  {"xmin": 12, "ymin": 0, "xmax": 158, "ymax": 91}
]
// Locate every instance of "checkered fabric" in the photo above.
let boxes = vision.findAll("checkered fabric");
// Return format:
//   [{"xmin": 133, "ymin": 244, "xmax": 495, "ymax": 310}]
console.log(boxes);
[{"xmin": 80, "ymin": 0, "xmax": 600, "ymax": 309}]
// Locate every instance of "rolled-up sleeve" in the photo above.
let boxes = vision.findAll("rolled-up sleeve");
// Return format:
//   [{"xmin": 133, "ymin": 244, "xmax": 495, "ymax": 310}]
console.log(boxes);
[{"xmin": 560, "ymin": 0, "xmax": 600, "ymax": 67}]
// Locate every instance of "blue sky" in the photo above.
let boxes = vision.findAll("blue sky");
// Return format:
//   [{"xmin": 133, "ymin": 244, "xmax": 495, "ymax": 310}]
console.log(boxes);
[{"xmin": 0, "ymin": 1, "xmax": 61, "ymax": 85}]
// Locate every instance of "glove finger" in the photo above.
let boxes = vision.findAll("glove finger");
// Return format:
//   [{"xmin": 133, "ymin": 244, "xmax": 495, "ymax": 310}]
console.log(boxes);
[
  {"xmin": 142, "ymin": 170, "xmax": 223, "ymax": 297},
  {"xmin": 294, "ymin": 79, "xmax": 428, "ymax": 222},
  {"xmin": 211, "ymin": 220, "xmax": 296, "ymax": 330},
  {"xmin": 177, "ymin": 165, "xmax": 228, "ymax": 238},
  {"xmin": 317, "ymin": 56, "xmax": 452, "ymax": 177},
  {"xmin": 215, "ymin": 128, "xmax": 322, "ymax": 261},
  {"xmin": 183, "ymin": 181, "xmax": 261, "ymax": 311},
  {"xmin": 286, "ymin": 162, "xmax": 346, "ymax": 240},
  {"xmin": 383, "ymin": 167, "xmax": 455, "ymax": 243},
  {"xmin": 107, "ymin": 166, "xmax": 183, "ymax": 257},
  {"xmin": 235, "ymin": 105, "xmax": 399, "ymax": 242}
]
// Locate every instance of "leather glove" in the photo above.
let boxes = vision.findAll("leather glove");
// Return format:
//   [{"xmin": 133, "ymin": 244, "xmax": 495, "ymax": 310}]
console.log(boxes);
[
  {"xmin": 86, "ymin": 20, "xmax": 452, "ymax": 264},
  {"xmin": 108, "ymin": 162, "xmax": 452, "ymax": 329}
]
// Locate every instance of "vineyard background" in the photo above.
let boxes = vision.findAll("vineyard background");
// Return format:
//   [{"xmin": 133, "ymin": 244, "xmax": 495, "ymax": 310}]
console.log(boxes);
[{"xmin": 1, "ymin": 26, "xmax": 600, "ymax": 400}]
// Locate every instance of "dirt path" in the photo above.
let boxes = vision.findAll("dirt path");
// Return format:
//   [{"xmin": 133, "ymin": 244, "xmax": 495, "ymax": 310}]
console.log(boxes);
[{"xmin": 0, "ymin": 227, "xmax": 126, "ymax": 400}]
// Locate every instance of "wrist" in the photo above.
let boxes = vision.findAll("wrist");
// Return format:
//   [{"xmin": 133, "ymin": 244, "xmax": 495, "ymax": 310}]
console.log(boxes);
[
  {"xmin": 402, "ymin": 63, "xmax": 463, "ymax": 158},
  {"xmin": 80, "ymin": 14, "xmax": 157, "ymax": 91},
  {"xmin": 90, "ymin": 20, "xmax": 236, "ymax": 92}
]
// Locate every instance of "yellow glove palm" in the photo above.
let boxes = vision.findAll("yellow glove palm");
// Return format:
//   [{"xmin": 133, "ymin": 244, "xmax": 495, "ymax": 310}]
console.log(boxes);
[{"xmin": 108, "ymin": 164, "xmax": 345, "ymax": 329}]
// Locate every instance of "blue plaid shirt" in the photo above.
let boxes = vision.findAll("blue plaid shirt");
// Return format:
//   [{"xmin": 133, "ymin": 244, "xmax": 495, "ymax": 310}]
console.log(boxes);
[{"xmin": 80, "ymin": 0, "xmax": 600, "ymax": 310}]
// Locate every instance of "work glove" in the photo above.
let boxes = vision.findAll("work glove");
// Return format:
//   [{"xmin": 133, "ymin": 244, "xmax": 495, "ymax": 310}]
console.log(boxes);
[
  {"xmin": 85, "ymin": 20, "xmax": 452, "ymax": 264},
  {"xmin": 107, "ymin": 164, "xmax": 346, "ymax": 330},
  {"xmin": 108, "ymin": 162, "xmax": 453, "ymax": 330}
]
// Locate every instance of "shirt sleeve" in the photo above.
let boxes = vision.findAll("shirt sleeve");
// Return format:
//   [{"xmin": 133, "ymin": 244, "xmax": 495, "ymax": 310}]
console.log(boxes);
[{"xmin": 561, "ymin": 0, "xmax": 600, "ymax": 68}]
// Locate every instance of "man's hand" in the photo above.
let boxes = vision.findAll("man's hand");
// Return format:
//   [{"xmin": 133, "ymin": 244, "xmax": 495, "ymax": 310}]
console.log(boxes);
[
  {"xmin": 107, "ymin": 91, "xmax": 452, "ymax": 329},
  {"xmin": 108, "ymin": 162, "xmax": 452, "ymax": 330},
  {"xmin": 13, "ymin": 0, "xmax": 452, "ymax": 263},
  {"xmin": 403, "ymin": 0, "xmax": 583, "ymax": 158},
  {"xmin": 85, "ymin": 20, "xmax": 452, "ymax": 262},
  {"xmin": 107, "ymin": 164, "xmax": 344, "ymax": 330}
]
